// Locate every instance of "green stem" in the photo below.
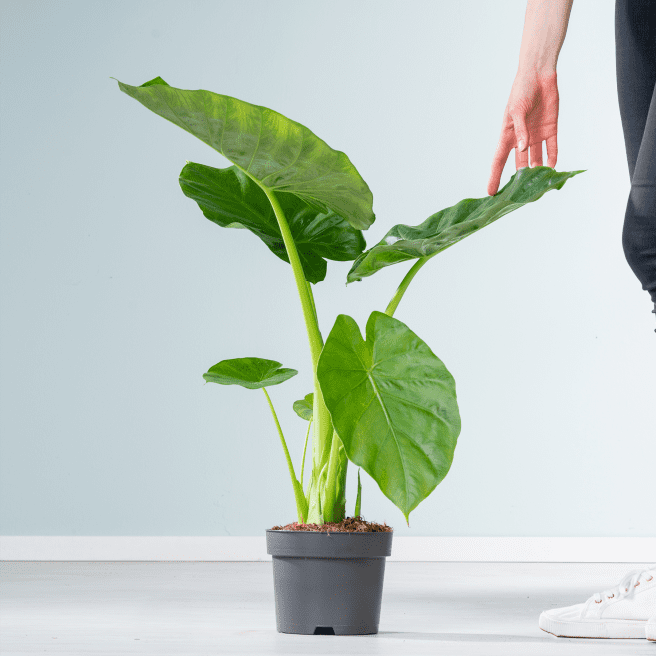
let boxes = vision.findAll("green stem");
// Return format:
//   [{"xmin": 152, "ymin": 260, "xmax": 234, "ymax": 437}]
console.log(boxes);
[
  {"xmin": 306, "ymin": 280, "xmax": 319, "ymax": 325},
  {"xmin": 312, "ymin": 378, "xmax": 333, "ymax": 468},
  {"xmin": 385, "ymin": 243, "xmax": 460, "ymax": 317},
  {"xmin": 322, "ymin": 430, "xmax": 342, "ymax": 522},
  {"xmin": 260, "ymin": 187, "xmax": 323, "ymax": 365},
  {"xmin": 300, "ymin": 418, "xmax": 312, "ymax": 490},
  {"xmin": 255, "ymin": 184, "xmax": 333, "ymax": 523},
  {"xmin": 304, "ymin": 278, "xmax": 332, "ymax": 473},
  {"xmin": 263, "ymin": 387, "xmax": 307, "ymax": 523},
  {"xmin": 385, "ymin": 256, "xmax": 430, "ymax": 317},
  {"xmin": 333, "ymin": 441, "xmax": 348, "ymax": 522},
  {"xmin": 263, "ymin": 388, "xmax": 298, "ymax": 486},
  {"xmin": 354, "ymin": 468, "xmax": 362, "ymax": 518}
]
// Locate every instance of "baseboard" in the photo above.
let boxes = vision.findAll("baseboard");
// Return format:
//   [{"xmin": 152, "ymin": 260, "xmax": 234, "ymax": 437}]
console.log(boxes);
[{"xmin": 1, "ymin": 536, "xmax": 654, "ymax": 561}]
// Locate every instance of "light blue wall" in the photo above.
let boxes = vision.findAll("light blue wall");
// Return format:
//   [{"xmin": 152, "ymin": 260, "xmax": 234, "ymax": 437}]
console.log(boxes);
[{"xmin": 1, "ymin": 0, "xmax": 654, "ymax": 537}]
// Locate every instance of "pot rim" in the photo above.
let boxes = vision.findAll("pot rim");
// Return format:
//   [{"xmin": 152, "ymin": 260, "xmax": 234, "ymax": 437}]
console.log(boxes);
[{"xmin": 266, "ymin": 529, "xmax": 393, "ymax": 534}]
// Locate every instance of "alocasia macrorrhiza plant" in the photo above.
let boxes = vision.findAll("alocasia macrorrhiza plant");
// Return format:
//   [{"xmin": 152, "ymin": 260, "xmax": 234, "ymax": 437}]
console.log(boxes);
[{"xmin": 116, "ymin": 76, "xmax": 584, "ymax": 528}]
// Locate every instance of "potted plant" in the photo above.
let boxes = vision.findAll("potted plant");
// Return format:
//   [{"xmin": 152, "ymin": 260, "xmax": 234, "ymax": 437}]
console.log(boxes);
[{"xmin": 115, "ymin": 76, "xmax": 584, "ymax": 635}]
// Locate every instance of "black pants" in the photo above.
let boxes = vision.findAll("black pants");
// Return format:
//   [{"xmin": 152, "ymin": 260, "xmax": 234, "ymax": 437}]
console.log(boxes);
[{"xmin": 615, "ymin": 0, "xmax": 656, "ymax": 312}]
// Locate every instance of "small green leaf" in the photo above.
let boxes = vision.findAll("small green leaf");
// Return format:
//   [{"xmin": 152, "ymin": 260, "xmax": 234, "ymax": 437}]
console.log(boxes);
[
  {"xmin": 179, "ymin": 162, "xmax": 365, "ymax": 284},
  {"xmin": 347, "ymin": 166, "xmax": 585, "ymax": 282},
  {"xmin": 317, "ymin": 460, "xmax": 331, "ymax": 522},
  {"xmin": 116, "ymin": 77, "xmax": 375, "ymax": 231},
  {"xmin": 354, "ymin": 468, "xmax": 362, "ymax": 518},
  {"xmin": 334, "ymin": 439, "xmax": 347, "ymax": 520},
  {"xmin": 293, "ymin": 393, "xmax": 314, "ymax": 421},
  {"xmin": 203, "ymin": 357, "xmax": 297, "ymax": 389},
  {"xmin": 317, "ymin": 311, "xmax": 461, "ymax": 525}
]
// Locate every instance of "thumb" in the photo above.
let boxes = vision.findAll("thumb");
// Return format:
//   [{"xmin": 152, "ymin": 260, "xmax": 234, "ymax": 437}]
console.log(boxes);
[{"xmin": 512, "ymin": 112, "xmax": 529, "ymax": 151}]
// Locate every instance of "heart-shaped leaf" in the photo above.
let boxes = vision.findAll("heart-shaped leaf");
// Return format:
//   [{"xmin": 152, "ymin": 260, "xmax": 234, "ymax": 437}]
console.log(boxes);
[
  {"xmin": 293, "ymin": 393, "xmax": 314, "ymax": 421},
  {"xmin": 317, "ymin": 311, "xmax": 461, "ymax": 525},
  {"xmin": 116, "ymin": 76, "xmax": 375, "ymax": 231},
  {"xmin": 179, "ymin": 162, "xmax": 365, "ymax": 284},
  {"xmin": 203, "ymin": 357, "xmax": 297, "ymax": 389},
  {"xmin": 347, "ymin": 166, "xmax": 585, "ymax": 282}
]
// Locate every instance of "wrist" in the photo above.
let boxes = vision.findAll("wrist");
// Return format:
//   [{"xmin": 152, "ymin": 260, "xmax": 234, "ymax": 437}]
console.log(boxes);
[{"xmin": 517, "ymin": 61, "xmax": 557, "ymax": 80}]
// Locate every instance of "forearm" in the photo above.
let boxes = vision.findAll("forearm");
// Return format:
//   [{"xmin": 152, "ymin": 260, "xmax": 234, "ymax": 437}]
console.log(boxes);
[{"xmin": 517, "ymin": 0, "xmax": 574, "ymax": 76}]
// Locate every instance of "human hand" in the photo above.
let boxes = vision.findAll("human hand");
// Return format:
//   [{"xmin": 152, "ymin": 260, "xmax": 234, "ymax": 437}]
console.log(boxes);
[{"xmin": 487, "ymin": 70, "xmax": 560, "ymax": 196}]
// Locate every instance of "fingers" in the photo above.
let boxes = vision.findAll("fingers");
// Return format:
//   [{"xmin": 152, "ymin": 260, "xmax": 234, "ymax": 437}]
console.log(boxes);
[
  {"xmin": 512, "ymin": 112, "xmax": 530, "ymax": 169},
  {"xmin": 529, "ymin": 141, "xmax": 543, "ymax": 167},
  {"xmin": 546, "ymin": 135, "xmax": 558, "ymax": 168},
  {"xmin": 487, "ymin": 137, "xmax": 512, "ymax": 196},
  {"xmin": 515, "ymin": 142, "xmax": 530, "ymax": 169},
  {"xmin": 487, "ymin": 112, "xmax": 557, "ymax": 196}
]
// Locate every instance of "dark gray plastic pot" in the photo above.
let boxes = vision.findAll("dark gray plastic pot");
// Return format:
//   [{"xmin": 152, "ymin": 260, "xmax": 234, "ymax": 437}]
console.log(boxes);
[{"xmin": 265, "ymin": 528, "xmax": 393, "ymax": 635}]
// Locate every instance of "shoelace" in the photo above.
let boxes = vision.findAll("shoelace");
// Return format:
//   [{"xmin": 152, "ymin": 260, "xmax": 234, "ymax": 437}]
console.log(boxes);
[{"xmin": 591, "ymin": 565, "xmax": 656, "ymax": 604}]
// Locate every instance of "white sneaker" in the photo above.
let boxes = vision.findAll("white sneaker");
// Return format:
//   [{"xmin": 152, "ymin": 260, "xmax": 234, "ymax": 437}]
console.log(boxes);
[
  {"xmin": 647, "ymin": 615, "xmax": 656, "ymax": 641},
  {"xmin": 539, "ymin": 565, "xmax": 656, "ymax": 639}
]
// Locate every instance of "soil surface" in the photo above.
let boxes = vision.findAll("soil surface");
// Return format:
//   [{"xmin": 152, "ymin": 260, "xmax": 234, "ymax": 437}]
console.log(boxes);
[{"xmin": 270, "ymin": 515, "xmax": 392, "ymax": 532}]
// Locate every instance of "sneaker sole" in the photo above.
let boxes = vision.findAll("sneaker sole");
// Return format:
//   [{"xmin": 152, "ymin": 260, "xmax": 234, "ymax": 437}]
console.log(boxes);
[
  {"xmin": 647, "ymin": 624, "xmax": 656, "ymax": 641},
  {"xmin": 539, "ymin": 612, "xmax": 646, "ymax": 639}
]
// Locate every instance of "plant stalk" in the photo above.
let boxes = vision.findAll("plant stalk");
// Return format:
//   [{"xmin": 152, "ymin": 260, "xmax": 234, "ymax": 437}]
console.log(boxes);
[
  {"xmin": 321, "ymin": 430, "xmax": 342, "ymax": 522},
  {"xmin": 306, "ymin": 280, "xmax": 318, "ymax": 324},
  {"xmin": 262, "ymin": 387, "xmax": 306, "ymax": 523},
  {"xmin": 258, "ymin": 185, "xmax": 334, "ymax": 523},
  {"xmin": 385, "ymin": 243, "xmax": 460, "ymax": 317},
  {"xmin": 385, "ymin": 256, "xmax": 430, "ymax": 317},
  {"xmin": 300, "ymin": 418, "xmax": 312, "ymax": 490},
  {"xmin": 260, "ymin": 187, "xmax": 324, "ymax": 364},
  {"xmin": 333, "ymin": 441, "xmax": 348, "ymax": 522},
  {"xmin": 304, "ymin": 279, "xmax": 336, "ymax": 486}
]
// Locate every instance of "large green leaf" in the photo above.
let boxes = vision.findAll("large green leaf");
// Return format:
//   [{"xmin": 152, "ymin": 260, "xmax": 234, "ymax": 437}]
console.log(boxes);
[
  {"xmin": 116, "ymin": 76, "xmax": 375, "ymax": 231},
  {"xmin": 203, "ymin": 357, "xmax": 297, "ymax": 389},
  {"xmin": 293, "ymin": 393, "xmax": 314, "ymax": 421},
  {"xmin": 317, "ymin": 311, "xmax": 461, "ymax": 525},
  {"xmin": 347, "ymin": 165, "xmax": 585, "ymax": 282},
  {"xmin": 179, "ymin": 162, "xmax": 365, "ymax": 284}
]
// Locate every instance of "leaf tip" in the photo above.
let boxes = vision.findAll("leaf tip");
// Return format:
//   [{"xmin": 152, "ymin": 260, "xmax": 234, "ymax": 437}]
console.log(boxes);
[{"xmin": 141, "ymin": 76, "xmax": 170, "ymax": 88}]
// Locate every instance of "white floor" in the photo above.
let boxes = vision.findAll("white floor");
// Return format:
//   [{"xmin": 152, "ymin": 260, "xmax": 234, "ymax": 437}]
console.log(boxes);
[{"xmin": 1, "ymin": 562, "xmax": 654, "ymax": 655}]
